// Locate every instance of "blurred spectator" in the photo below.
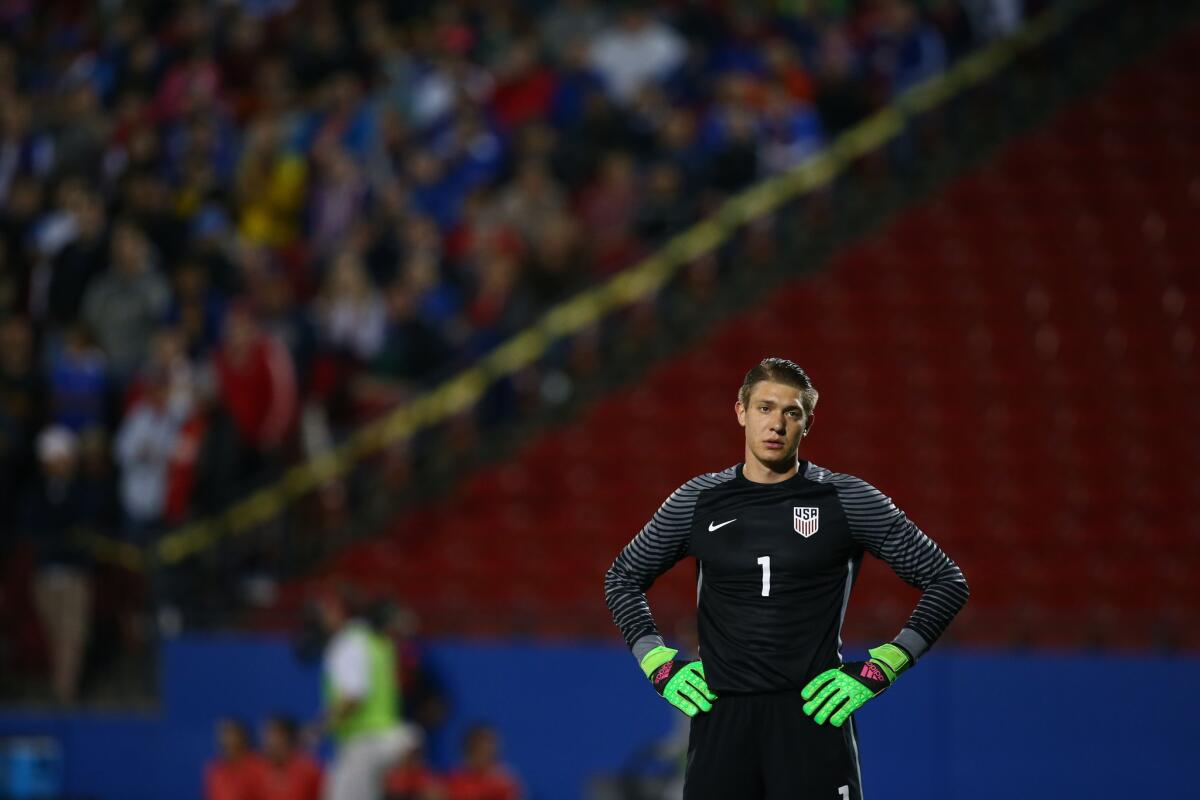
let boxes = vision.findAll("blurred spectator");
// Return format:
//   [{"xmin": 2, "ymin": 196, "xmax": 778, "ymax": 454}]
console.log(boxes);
[
  {"xmin": 368, "ymin": 274, "xmax": 453, "ymax": 388},
  {"xmin": 124, "ymin": 327, "xmax": 199, "ymax": 419},
  {"xmin": 446, "ymin": 189, "xmax": 519, "ymax": 279},
  {"xmin": 236, "ymin": 119, "xmax": 308, "ymax": 247},
  {"xmin": 81, "ymin": 220, "xmax": 170, "ymax": 381},
  {"xmin": 635, "ymin": 163, "xmax": 692, "ymax": 246},
  {"xmin": 29, "ymin": 178, "xmax": 88, "ymax": 305},
  {"xmin": 114, "ymin": 361, "xmax": 187, "ymax": 537},
  {"xmin": 75, "ymin": 427, "xmax": 119, "ymax": 541},
  {"xmin": 168, "ymin": 256, "xmax": 228, "ymax": 357},
  {"xmin": 23, "ymin": 426, "xmax": 92, "ymax": 704},
  {"xmin": 1, "ymin": 176, "xmax": 45, "ymax": 306},
  {"xmin": 384, "ymin": 748, "xmax": 444, "ymax": 800},
  {"xmin": 309, "ymin": 145, "xmax": 368, "ymax": 259},
  {"xmin": 47, "ymin": 324, "xmax": 109, "ymax": 433},
  {"xmin": 0, "ymin": 97, "xmax": 51, "ymax": 207},
  {"xmin": 0, "ymin": 318, "xmax": 43, "ymax": 528},
  {"xmin": 44, "ymin": 187, "xmax": 107, "ymax": 329},
  {"xmin": 488, "ymin": 36, "xmax": 557, "ymax": 132},
  {"xmin": 189, "ymin": 206, "xmax": 243, "ymax": 296},
  {"xmin": 205, "ymin": 718, "xmax": 266, "ymax": 800},
  {"xmin": 118, "ymin": 170, "xmax": 189, "ymax": 267},
  {"xmin": 547, "ymin": 39, "xmax": 606, "ymax": 131},
  {"xmin": 443, "ymin": 724, "xmax": 523, "ymax": 800},
  {"xmin": 154, "ymin": 42, "xmax": 222, "ymax": 125},
  {"xmin": 254, "ymin": 269, "xmax": 317, "ymax": 386},
  {"xmin": 497, "ymin": 160, "xmax": 565, "ymax": 245},
  {"xmin": 869, "ymin": 0, "xmax": 949, "ymax": 97},
  {"xmin": 814, "ymin": 28, "xmax": 874, "ymax": 136},
  {"xmin": 317, "ymin": 250, "xmax": 388, "ymax": 363},
  {"xmin": 760, "ymin": 87, "xmax": 825, "ymax": 174},
  {"xmin": 463, "ymin": 251, "xmax": 530, "ymax": 350},
  {"xmin": 409, "ymin": 50, "xmax": 492, "ymax": 133},
  {"xmin": 260, "ymin": 715, "xmax": 322, "ymax": 800},
  {"xmin": 213, "ymin": 302, "xmax": 297, "ymax": 473},
  {"xmin": 317, "ymin": 585, "xmax": 419, "ymax": 800},
  {"xmin": 928, "ymin": 0, "xmax": 979, "ymax": 61},
  {"xmin": 588, "ymin": 10, "xmax": 686, "ymax": 105},
  {"xmin": 575, "ymin": 151, "xmax": 641, "ymax": 274},
  {"xmin": 764, "ymin": 38, "xmax": 815, "ymax": 105},
  {"xmin": 706, "ymin": 105, "xmax": 759, "ymax": 193},
  {"xmin": 51, "ymin": 82, "xmax": 107, "ymax": 180},
  {"xmin": 962, "ymin": 0, "xmax": 1026, "ymax": 39},
  {"xmin": 540, "ymin": 0, "xmax": 606, "ymax": 62},
  {"xmin": 0, "ymin": 236, "xmax": 20, "ymax": 313}
]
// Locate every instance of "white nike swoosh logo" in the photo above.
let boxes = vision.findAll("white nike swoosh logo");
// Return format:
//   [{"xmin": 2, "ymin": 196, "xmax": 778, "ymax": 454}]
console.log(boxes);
[{"xmin": 708, "ymin": 519, "xmax": 737, "ymax": 531}]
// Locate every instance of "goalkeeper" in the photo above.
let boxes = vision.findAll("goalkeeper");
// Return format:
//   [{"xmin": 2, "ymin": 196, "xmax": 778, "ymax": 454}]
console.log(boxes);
[{"xmin": 604, "ymin": 358, "xmax": 969, "ymax": 799}]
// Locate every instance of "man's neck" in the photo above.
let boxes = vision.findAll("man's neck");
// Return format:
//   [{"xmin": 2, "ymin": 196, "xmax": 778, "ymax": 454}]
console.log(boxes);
[{"xmin": 742, "ymin": 452, "xmax": 799, "ymax": 484}]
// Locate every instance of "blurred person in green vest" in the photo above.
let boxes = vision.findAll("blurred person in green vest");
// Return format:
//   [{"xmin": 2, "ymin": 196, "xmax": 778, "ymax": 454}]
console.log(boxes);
[{"xmin": 316, "ymin": 584, "xmax": 420, "ymax": 800}]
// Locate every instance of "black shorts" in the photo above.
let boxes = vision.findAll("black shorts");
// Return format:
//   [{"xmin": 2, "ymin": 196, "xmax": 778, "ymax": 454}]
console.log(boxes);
[{"xmin": 683, "ymin": 691, "xmax": 864, "ymax": 800}]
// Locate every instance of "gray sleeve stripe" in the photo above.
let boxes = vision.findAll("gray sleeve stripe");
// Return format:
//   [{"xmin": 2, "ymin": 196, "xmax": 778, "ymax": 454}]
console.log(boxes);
[
  {"xmin": 825, "ymin": 468, "xmax": 969, "ymax": 650},
  {"xmin": 605, "ymin": 468, "xmax": 737, "ymax": 649}
]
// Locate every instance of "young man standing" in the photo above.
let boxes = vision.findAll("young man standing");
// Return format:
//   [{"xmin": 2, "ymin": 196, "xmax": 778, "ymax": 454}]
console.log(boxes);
[{"xmin": 605, "ymin": 358, "xmax": 969, "ymax": 799}]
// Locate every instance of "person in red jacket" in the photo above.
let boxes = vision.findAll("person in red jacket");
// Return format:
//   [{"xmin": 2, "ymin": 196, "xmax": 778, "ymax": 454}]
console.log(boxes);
[
  {"xmin": 259, "ymin": 715, "xmax": 323, "ymax": 800},
  {"xmin": 384, "ymin": 745, "xmax": 443, "ymax": 800},
  {"xmin": 205, "ymin": 718, "xmax": 266, "ymax": 800},
  {"xmin": 212, "ymin": 300, "xmax": 297, "ymax": 467},
  {"xmin": 443, "ymin": 724, "xmax": 523, "ymax": 800}
]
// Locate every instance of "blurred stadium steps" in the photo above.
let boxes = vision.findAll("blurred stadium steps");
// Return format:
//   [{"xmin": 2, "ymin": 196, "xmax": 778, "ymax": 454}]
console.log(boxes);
[{"xmin": 271, "ymin": 20, "xmax": 1200, "ymax": 650}]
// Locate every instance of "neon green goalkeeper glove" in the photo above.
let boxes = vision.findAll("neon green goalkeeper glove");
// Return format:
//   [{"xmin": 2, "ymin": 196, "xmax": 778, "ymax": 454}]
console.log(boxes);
[
  {"xmin": 640, "ymin": 646, "xmax": 717, "ymax": 717},
  {"xmin": 800, "ymin": 642, "xmax": 912, "ymax": 727}
]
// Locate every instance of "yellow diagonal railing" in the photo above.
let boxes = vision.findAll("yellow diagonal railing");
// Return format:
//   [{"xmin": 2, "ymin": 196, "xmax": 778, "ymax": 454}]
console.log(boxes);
[{"xmin": 86, "ymin": 0, "xmax": 1093, "ymax": 571}]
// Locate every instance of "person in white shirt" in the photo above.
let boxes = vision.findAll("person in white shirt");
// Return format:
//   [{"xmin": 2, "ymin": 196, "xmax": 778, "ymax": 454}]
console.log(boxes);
[{"xmin": 588, "ymin": 10, "xmax": 687, "ymax": 105}]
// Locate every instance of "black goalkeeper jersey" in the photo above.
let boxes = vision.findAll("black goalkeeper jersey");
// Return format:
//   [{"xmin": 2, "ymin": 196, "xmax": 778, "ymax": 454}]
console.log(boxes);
[{"xmin": 605, "ymin": 461, "xmax": 969, "ymax": 695}]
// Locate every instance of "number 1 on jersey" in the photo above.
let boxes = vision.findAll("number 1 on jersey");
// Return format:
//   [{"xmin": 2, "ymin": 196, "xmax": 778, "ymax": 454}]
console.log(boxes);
[{"xmin": 757, "ymin": 556, "xmax": 771, "ymax": 597}]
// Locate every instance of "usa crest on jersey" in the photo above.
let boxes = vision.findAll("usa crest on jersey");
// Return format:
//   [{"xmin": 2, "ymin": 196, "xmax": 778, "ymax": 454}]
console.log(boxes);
[{"xmin": 794, "ymin": 507, "xmax": 820, "ymax": 537}]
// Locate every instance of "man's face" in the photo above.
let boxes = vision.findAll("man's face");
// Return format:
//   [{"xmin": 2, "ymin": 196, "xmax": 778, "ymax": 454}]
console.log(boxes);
[
  {"xmin": 316, "ymin": 595, "xmax": 344, "ymax": 634},
  {"xmin": 262, "ymin": 722, "xmax": 289, "ymax": 762},
  {"xmin": 222, "ymin": 307, "xmax": 256, "ymax": 353},
  {"xmin": 112, "ymin": 225, "xmax": 146, "ymax": 276},
  {"xmin": 464, "ymin": 729, "xmax": 499, "ymax": 770},
  {"xmin": 41, "ymin": 451, "xmax": 77, "ymax": 479},
  {"xmin": 736, "ymin": 380, "xmax": 809, "ymax": 468},
  {"xmin": 217, "ymin": 721, "xmax": 247, "ymax": 759},
  {"xmin": 0, "ymin": 320, "xmax": 32, "ymax": 374}
]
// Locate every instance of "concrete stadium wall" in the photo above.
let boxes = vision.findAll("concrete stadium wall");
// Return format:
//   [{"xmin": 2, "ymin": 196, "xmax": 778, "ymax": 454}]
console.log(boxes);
[{"xmin": 0, "ymin": 637, "xmax": 1193, "ymax": 799}]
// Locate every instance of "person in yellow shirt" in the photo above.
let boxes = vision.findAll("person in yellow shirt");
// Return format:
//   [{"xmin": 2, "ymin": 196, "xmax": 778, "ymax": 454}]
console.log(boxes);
[{"xmin": 235, "ymin": 119, "xmax": 307, "ymax": 247}]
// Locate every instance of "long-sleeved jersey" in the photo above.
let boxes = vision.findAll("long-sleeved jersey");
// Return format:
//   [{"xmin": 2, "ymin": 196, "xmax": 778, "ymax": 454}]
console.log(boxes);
[{"xmin": 605, "ymin": 461, "xmax": 970, "ymax": 694}]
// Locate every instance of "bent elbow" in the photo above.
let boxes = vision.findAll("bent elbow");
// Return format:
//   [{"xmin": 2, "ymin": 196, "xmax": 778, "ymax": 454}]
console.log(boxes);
[{"xmin": 953, "ymin": 566, "xmax": 970, "ymax": 607}]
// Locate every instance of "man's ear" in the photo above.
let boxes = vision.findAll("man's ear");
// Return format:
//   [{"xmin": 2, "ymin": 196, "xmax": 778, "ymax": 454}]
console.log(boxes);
[
  {"xmin": 803, "ymin": 414, "xmax": 815, "ymax": 437},
  {"xmin": 735, "ymin": 400, "xmax": 747, "ymax": 428}
]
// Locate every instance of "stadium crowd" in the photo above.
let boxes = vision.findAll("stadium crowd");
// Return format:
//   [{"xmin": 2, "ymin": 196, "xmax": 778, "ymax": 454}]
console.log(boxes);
[{"xmin": 0, "ymin": 0, "xmax": 1026, "ymax": 702}]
